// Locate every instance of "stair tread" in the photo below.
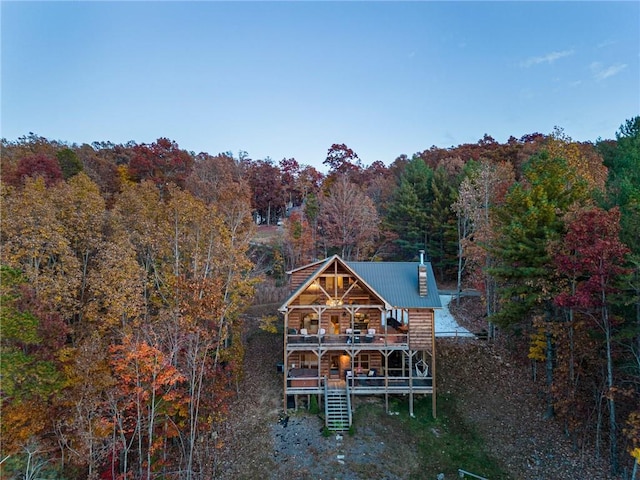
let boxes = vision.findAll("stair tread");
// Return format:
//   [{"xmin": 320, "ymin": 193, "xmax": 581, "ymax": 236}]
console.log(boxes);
[{"xmin": 324, "ymin": 385, "xmax": 351, "ymax": 431}]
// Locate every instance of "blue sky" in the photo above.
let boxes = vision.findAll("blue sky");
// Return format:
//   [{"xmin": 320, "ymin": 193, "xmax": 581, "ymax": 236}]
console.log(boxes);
[{"xmin": 2, "ymin": 1, "xmax": 639, "ymax": 171}]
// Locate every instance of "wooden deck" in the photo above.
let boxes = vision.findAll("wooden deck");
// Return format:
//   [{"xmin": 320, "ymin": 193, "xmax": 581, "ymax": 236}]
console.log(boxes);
[{"xmin": 286, "ymin": 373, "xmax": 433, "ymax": 395}]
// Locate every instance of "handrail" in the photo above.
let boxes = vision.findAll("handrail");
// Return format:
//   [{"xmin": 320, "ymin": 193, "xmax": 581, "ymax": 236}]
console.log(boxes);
[
  {"xmin": 287, "ymin": 332, "xmax": 408, "ymax": 345},
  {"xmin": 458, "ymin": 469, "xmax": 488, "ymax": 479},
  {"xmin": 349, "ymin": 375, "xmax": 432, "ymax": 389},
  {"xmin": 345, "ymin": 374, "xmax": 352, "ymax": 428},
  {"xmin": 323, "ymin": 376, "xmax": 329, "ymax": 422}
]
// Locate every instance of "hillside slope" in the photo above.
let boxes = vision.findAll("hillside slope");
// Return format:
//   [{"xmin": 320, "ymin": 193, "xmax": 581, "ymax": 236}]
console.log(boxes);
[{"xmin": 216, "ymin": 298, "xmax": 619, "ymax": 479}]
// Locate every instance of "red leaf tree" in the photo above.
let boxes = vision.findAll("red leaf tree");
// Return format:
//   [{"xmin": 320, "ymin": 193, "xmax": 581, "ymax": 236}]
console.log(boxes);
[
  {"xmin": 128, "ymin": 138, "xmax": 194, "ymax": 190},
  {"xmin": 6, "ymin": 153, "xmax": 63, "ymax": 187},
  {"xmin": 554, "ymin": 206, "xmax": 630, "ymax": 474}
]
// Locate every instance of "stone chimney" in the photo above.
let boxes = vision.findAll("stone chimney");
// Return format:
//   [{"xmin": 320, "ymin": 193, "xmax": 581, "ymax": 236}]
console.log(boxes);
[{"xmin": 418, "ymin": 250, "xmax": 427, "ymax": 297}]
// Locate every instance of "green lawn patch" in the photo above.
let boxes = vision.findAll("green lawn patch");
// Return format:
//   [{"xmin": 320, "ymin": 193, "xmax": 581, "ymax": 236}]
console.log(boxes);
[{"xmin": 354, "ymin": 395, "xmax": 510, "ymax": 480}]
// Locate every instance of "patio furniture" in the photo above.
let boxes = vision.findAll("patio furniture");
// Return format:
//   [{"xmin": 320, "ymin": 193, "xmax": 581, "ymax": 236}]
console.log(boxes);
[
  {"xmin": 300, "ymin": 328, "xmax": 310, "ymax": 342},
  {"xmin": 288, "ymin": 328, "xmax": 298, "ymax": 343},
  {"xmin": 365, "ymin": 328, "xmax": 375, "ymax": 343}
]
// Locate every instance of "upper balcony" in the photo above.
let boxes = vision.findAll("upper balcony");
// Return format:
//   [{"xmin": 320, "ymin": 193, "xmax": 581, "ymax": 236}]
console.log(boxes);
[{"xmin": 286, "ymin": 329, "xmax": 408, "ymax": 351}]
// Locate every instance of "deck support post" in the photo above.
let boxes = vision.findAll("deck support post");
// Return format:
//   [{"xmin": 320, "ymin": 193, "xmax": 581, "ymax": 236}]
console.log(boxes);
[
  {"xmin": 283, "ymin": 312, "xmax": 289, "ymax": 413},
  {"xmin": 409, "ymin": 350, "xmax": 414, "ymax": 417},
  {"xmin": 432, "ymin": 330, "xmax": 437, "ymax": 418},
  {"xmin": 383, "ymin": 350, "xmax": 390, "ymax": 413}
]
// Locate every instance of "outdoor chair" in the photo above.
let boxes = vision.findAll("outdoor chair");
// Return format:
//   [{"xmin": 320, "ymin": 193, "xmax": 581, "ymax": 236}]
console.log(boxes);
[
  {"xmin": 365, "ymin": 328, "xmax": 375, "ymax": 343},
  {"xmin": 300, "ymin": 328, "xmax": 310, "ymax": 342},
  {"xmin": 346, "ymin": 328, "xmax": 353, "ymax": 344}
]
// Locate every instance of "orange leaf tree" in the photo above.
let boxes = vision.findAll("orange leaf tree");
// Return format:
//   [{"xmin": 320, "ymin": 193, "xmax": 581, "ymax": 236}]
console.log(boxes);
[{"xmin": 109, "ymin": 334, "xmax": 187, "ymax": 479}]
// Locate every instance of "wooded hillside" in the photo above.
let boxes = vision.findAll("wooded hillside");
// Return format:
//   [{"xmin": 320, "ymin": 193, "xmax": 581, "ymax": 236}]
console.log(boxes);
[{"xmin": 1, "ymin": 118, "xmax": 638, "ymax": 477}]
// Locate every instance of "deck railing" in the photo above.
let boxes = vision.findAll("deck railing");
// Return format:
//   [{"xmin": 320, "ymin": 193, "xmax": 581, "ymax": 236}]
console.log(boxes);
[
  {"xmin": 285, "ymin": 372, "xmax": 432, "ymax": 395},
  {"xmin": 286, "ymin": 332, "xmax": 408, "ymax": 348},
  {"xmin": 347, "ymin": 375, "xmax": 432, "ymax": 392}
]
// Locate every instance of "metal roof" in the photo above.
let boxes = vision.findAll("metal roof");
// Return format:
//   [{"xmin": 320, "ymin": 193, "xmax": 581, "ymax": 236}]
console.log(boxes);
[
  {"xmin": 279, "ymin": 255, "xmax": 442, "ymax": 311},
  {"xmin": 346, "ymin": 261, "xmax": 442, "ymax": 309}
]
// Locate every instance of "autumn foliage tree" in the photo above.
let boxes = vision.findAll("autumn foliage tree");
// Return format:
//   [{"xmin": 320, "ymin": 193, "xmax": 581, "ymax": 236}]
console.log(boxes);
[
  {"xmin": 244, "ymin": 158, "xmax": 284, "ymax": 224},
  {"xmin": 323, "ymin": 143, "xmax": 361, "ymax": 177},
  {"xmin": 553, "ymin": 207, "xmax": 630, "ymax": 474},
  {"xmin": 185, "ymin": 152, "xmax": 247, "ymax": 207},
  {"xmin": 453, "ymin": 160, "xmax": 515, "ymax": 319},
  {"xmin": 0, "ymin": 266, "xmax": 67, "ymax": 456},
  {"xmin": 282, "ymin": 209, "xmax": 314, "ymax": 269},
  {"xmin": 318, "ymin": 174, "xmax": 380, "ymax": 261},
  {"xmin": 4, "ymin": 153, "xmax": 63, "ymax": 187},
  {"xmin": 1, "ymin": 137, "xmax": 256, "ymax": 478},
  {"xmin": 128, "ymin": 138, "xmax": 194, "ymax": 190},
  {"xmin": 1, "ymin": 121, "xmax": 637, "ymax": 476},
  {"xmin": 1, "ymin": 177, "xmax": 82, "ymax": 319},
  {"xmin": 109, "ymin": 334, "xmax": 187, "ymax": 479}
]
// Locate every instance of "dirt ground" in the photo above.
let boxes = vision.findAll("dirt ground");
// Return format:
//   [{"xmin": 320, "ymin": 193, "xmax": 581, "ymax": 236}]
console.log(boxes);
[{"xmin": 216, "ymin": 298, "xmax": 621, "ymax": 480}]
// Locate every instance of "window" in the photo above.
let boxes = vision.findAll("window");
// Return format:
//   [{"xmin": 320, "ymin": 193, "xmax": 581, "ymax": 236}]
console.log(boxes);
[
  {"xmin": 354, "ymin": 354, "xmax": 370, "ymax": 371},
  {"xmin": 354, "ymin": 313, "xmax": 369, "ymax": 330},
  {"xmin": 303, "ymin": 313, "xmax": 319, "ymax": 333},
  {"xmin": 330, "ymin": 355, "xmax": 340, "ymax": 370},
  {"xmin": 324, "ymin": 276, "xmax": 334, "ymax": 292},
  {"xmin": 300, "ymin": 353, "xmax": 318, "ymax": 369}
]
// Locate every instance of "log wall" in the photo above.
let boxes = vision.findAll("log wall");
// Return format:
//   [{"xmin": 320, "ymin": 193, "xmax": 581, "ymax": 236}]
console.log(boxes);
[{"xmin": 408, "ymin": 309, "xmax": 434, "ymax": 351}]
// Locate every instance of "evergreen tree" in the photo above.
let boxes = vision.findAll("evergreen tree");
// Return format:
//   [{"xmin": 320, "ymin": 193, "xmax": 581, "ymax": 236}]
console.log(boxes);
[
  {"xmin": 385, "ymin": 156, "xmax": 433, "ymax": 260},
  {"xmin": 427, "ymin": 165, "xmax": 462, "ymax": 278},
  {"xmin": 56, "ymin": 147, "xmax": 83, "ymax": 180},
  {"xmin": 490, "ymin": 151, "xmax": 589, "ymax": 328},
  {"xmin": 304, "ymin": 192, "xmax": 320, "ymax": 259},
  {"xmin": 598, "ymin": 117, "xmax": 640, "ymax": 455},
  {"xmin": 600, "ymin": 116, "xmax": 640, "ymax": 252},
  {"xmin": 490, "ymin": 151, "xmax": 591, "ymax": 418}
]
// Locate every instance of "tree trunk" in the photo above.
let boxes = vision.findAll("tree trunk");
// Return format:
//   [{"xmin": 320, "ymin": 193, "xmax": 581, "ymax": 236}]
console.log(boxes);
[
  {"xmin": 635, "ymin": 262, "xmax": 640, "ymax": 373},
  {"xmin": 544, "ymin": 327, "xmax": 555, "ymax": 419},
  {"xmin": 603, "ymin": 303, "xmax": 618, "ymax": 475},
  {"xmin": 456, "ymin": 215, "xmax": 466, "ymax": 307},
  {"xmin": 595, "ymin": 383, "xmax": 603, "ymax": 459}
]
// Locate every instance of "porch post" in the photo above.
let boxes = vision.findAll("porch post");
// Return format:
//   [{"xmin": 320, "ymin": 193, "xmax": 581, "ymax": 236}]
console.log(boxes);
[
  {"xmin": 384, "ymin": 351, "xmax": 389, "ymax": 413},
  {"xmin": 283, "ymin": 311, "xmax": 288, "ymax": 412},
  {"xmin": 409, "ymin": 350, "xmax": 414, "ymax": 417},
  {"xmin": 431, "ymin": 318, "xmax": 437, "ymax": 418}
]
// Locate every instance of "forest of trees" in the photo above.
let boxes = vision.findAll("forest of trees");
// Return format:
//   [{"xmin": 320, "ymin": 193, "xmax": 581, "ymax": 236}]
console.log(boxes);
[{"xmin": 1, "ymin": 117, "xmax": 638, "ymax": 478}]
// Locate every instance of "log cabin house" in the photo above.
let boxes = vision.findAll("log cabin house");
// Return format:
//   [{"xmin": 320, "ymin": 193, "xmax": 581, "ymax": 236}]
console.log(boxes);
[{"xmin": 279, "ymin": 252, "xmax": 441, "ymax": 430}]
